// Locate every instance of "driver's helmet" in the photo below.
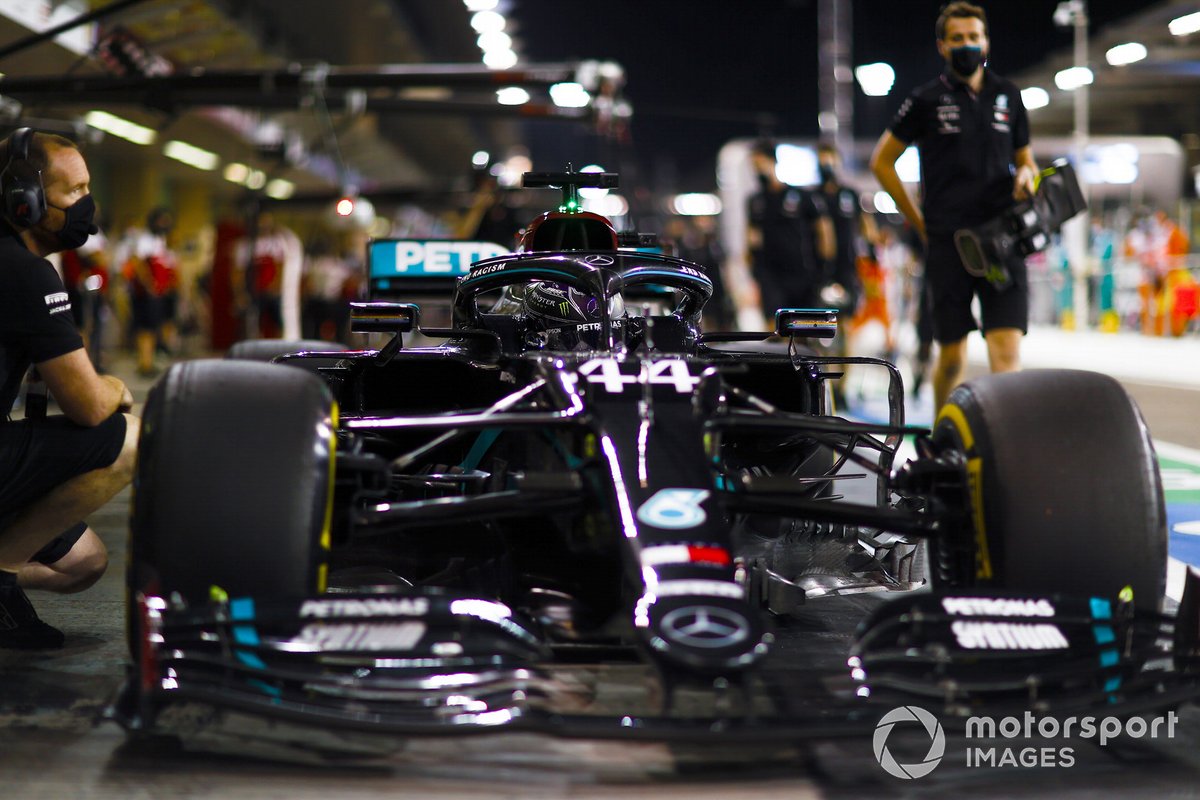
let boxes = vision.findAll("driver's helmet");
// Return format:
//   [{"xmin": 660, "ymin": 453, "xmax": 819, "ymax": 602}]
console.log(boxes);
[{"xmin": 523, "ymin": 281, "xmax": 625, "ymax": 350}]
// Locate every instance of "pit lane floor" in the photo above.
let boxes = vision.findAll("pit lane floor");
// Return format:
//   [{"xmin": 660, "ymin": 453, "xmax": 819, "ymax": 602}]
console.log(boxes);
[{"xmin": 4, "ymin": 337, "xmax": 1200, "ymax": 798}]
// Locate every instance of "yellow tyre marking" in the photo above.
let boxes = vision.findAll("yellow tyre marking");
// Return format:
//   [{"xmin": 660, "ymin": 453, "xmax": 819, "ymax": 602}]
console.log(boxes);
[
  {"xmin": 317, "ymin": 401, "xmax": 339, "ymax": 593},
  {"xmin": 934, "ymin": 404, "xmax": 994, "ymax": 580}
]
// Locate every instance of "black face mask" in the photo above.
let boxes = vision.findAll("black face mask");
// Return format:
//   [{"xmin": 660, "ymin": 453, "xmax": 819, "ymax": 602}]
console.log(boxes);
[
  {"xmin": 48, "ymin": 194, "xmax": 97, "ymax": 250},
  {"xmin": 818, "ymin": 164, "xmax": 837, "ymax": 184},
  {"xmin": 949, "ymin": 45, "xmax": 985, "ymax": 77}
]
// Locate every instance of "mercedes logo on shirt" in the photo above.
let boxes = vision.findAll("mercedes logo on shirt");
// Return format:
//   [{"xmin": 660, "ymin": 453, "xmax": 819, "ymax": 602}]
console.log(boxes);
[{"xmin": 659, "ymin": 605, "xmax": 750, "ymax": 649}]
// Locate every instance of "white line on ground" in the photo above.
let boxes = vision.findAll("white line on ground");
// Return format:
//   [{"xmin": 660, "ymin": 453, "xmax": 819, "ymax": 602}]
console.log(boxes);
[{"xmin": 1155, "ymin": 440, "xmax": 1200, "ymax": 466}]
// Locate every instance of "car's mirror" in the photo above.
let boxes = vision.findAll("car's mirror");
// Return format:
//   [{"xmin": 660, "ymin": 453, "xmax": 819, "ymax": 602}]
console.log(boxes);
[
  {"xmin": 775, "ymin": 308, "xmax": 838, "ymax": 339},
  {"xmin": 350, "ymin": 302, "xmax": 419, "ymax": 333}
]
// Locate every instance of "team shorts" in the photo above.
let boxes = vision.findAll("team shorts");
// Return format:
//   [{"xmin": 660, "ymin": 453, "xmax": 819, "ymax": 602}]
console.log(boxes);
[
  {"xmin": 131, "ymin": 291, "xmax": 163, "ymax": 332},
  {"xmin": 925, "ymin": 233, "xmax": 1028, "ymax": 344},
  {"xmin": 0, "ymin": 413, "xmax": 127, "ymax": 565}
]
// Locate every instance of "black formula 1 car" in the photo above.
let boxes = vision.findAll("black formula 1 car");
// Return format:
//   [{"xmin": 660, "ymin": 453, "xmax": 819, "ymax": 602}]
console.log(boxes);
[{"xmin": 112, "ymin": 170, "xmax": 1200, "ymax": 761}]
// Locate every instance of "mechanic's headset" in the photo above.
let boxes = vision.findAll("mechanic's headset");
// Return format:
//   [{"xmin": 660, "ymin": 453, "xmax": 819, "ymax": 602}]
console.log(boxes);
[{"xmin": 1, "ymin": 127, "xmax": 46, "ymax": 228}]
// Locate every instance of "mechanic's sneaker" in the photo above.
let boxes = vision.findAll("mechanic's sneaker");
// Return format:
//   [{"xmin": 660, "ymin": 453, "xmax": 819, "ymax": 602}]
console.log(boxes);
[{"xmin": 0, "ymin": 574, "xmax": 65, "ymax": 650}]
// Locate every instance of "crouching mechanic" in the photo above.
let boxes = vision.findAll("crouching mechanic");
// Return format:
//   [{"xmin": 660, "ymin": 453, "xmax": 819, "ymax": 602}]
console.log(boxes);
[{"xmin": 0, "ymin": 128, "xmax": 139, "ymax": 648}]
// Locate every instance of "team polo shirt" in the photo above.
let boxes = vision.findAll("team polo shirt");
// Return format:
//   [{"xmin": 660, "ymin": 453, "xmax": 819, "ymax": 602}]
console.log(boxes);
[
  {"xmin": 749, "ymin": 185, "xmax": 826, "ymax": 272},
  {"xmin": 822, "ymin": 184, "xmax": 862, "ymax": 279},
  {"xmin": 0, "ymin": 221, "xmax": 83, "ymax": 415},
  {"xmin": 889, "ymin": 69, "xmax": 1030, "ymax": 235}
]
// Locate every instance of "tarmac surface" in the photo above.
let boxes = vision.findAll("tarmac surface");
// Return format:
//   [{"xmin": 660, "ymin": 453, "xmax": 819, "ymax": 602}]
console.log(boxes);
[{"xmin": 3, "ymin": 326, "xmax": 1200, "ymax": 799}]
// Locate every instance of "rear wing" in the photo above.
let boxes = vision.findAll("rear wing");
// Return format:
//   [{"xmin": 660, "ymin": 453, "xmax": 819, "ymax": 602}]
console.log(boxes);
[{"xmin": 367, "ymin": 239, "xmax": 508, "ymax": 301}]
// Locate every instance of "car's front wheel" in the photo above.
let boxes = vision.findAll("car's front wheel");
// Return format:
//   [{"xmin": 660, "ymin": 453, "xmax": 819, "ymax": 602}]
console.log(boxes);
[
  {"xmin": 931, "ymin": 369, "xmax": 1166, "ymax": 610},
  {"xmin": 128, "ymin": 360, "xmax": 336, "ymax": 628}
]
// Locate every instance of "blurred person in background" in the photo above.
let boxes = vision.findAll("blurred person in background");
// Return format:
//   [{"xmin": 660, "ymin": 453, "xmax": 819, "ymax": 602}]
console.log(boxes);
[
  {"xmin": 302, "ymin": 236, "xmax": 354, "ymax": 343},
  {"xmin": 666, "ymin": 216, "xmax": 733, "ymax": 330},
  {"xmin": 60, "ymin": 223, "xmax": 110, "ymax": 371},
  {"xmin": 122, "ymin": 207, "xmax": 179, "ymax": 377},
  {"xmin": 235, "ymin": 211, "xmax": 303, "ymax": 341},
  {"xmin": 1126, "ymin": 209, "xmax": 1194, "ymax": 336},
  {"xmin": 816, "ymin": 142, "xmax": 874, "ymax": 323},
  {"xmin": 871, "ymin": 1, "xmax": 1037, "ymax": 411},
  {"xmin": 816, "ymin": 142, "xmax": 880, "ymax": 407},
  {"xmin": 747, "ymin": 139, "xmax": 833, "ymax": 325},
  {"xmin": 459, "ymin": 168, "xmax": 524, "ymax": 249}
]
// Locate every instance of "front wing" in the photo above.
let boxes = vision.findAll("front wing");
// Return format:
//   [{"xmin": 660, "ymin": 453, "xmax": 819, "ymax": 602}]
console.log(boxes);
[{"xmin": 110, "ymin": 575, "xmax": 1200, "ymax": 759}]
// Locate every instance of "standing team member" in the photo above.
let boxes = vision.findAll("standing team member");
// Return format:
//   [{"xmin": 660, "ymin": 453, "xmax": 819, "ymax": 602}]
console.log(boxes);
[
  {"xmin": 870, "ymin": 1, "xmax": 1037, "ymax": 411},
  {"xmin": 125, "ymin": 207, "xmax": 179, "ymax": 376},
  {"xmin": 817, "ymin": 142, "xmax": 873, "ymax": 321},
  {"xmin": 816, "ymin": 143, "xmax": 882, "ymax": 408},
  {"xmin": 0, "ymin": 128, "xmax": 139, "ymax": 648},
  {"xmin": 747, "ymin": 139, "xmax": 833, "ymax": 323},
  {"xmin": 237, "ymin": 211, "xmax": 303, "ymax": 341}
]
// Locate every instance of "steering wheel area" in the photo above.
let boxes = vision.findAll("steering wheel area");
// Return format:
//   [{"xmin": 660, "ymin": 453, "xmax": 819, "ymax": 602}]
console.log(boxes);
[{"xmin": 452, "ymin": 251, "xmax": 713, "ymax": 351}]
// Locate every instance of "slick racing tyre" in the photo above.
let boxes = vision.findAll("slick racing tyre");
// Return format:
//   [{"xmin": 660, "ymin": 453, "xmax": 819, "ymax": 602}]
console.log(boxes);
[
  {"xmin": 226, "ymin": 338, "xmax": 348, "ymax": 361},
  {"xmin": 931, "ymin": 369, "xmax": 1166, "ymax": 610},
  {"xmin": 129, "ymin": 359, "xmax": 336, "ymax": 614}
]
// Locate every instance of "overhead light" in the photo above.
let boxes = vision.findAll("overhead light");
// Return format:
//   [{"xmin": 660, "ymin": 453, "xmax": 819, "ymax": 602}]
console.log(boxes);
[
  {"xmin": 1105, "ymin": 42, "xmax": 1147, "ymax": 66},
  {"xmin": 1169, "ymin": 11, "xmax": 1200, "ymax": 36},
  {"xmin": 774, "ymin": 144, "xmax": 818, "ymax": 186},
  {"xmin": 399, "ymin": 86, "xmax": 452, "ymax": 101},
  {"xmin": 549, "ymin": 82, "xmax": 591, "ymax": 108},
  {"xmin": 222, "ymin": 162, "xmax": 266, "ymax": 190},
  {"xmin": 494, "ymin": 153, "xmax": 532, "ymax": 188},
  {"xmin": 1021, "ymin": 86, "xmax": 1050, "ymax": 110},
  {"xmin": 1054, "ymin": 66, "xmax": 1094, "ymax": 91},
  {"xmin": 472, "ymin": 150, "xmax": 490, "ymax": 168},
  {"xmin": 84, "ymin": 110, "xmax": 156, "ymax": 145},
  {"xmin": 1053, "ymin": 0, "xmax": 1084, "ymax": 27},
  {"xmin": 873, "ymin": 191, "xmax": 898, "ymax": 215},
  {"xmin": 483, "ymin": 49, "xmax": 518, "ymax": 69},
  {"xmin": 854, "ymin": 62, "xmax": 895, "ymax": 97},
  {"xmin": 671, "ymin": 193, "xmax": 723, "ymax": 216},
  {"xmin": 265, "ymin": 179, "xmax": 294, "ymax": 200},
  {"xmin": 470, "ymin": 10, "xmax": 505, "ymax": 34},
  {"xmin": 223, "ymin": 162, "xmax": 249, "ymax": 183},
  {"xmin": 495, "ymin": 87, "xmax": 529, "ymax": 105},
  {"xmin": 163, "ymin": 140, "xmax": 219, "ymax": 171},
  {"xmin": 476, "ymin": 31, "xmax": 511, "ymax": 52},
  {"xmin": 579, "ymin": 164, "xmax": 608, "ymax": 199},
  {"xmin": 463, "ymin": 0, "xmax": 497, "ymax": 9},
  {"xmin": 896, "ymin": 146, "xmax": 921, "ymax": 183},
  {"xmin": 331, "ymin": 194, "xmax": 375, "ymax": 228},
  {"xmin": 585, "ymin": 193, "xmax": 628, "ymax": 218}
]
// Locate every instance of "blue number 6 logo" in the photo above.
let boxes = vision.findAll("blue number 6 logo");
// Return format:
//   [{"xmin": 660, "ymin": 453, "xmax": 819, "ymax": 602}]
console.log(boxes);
[{"xmin": 636, "ymin": 489, "xmax": 710, "ymax": 529}]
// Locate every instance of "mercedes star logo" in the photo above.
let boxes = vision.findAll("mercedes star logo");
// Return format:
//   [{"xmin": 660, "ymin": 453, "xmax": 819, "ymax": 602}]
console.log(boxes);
[
  {"xmin": 583, "ymin": 254, "xmax": 615, "ymax": 266},
  {"xmin": 660, "ymin": 605, "xmax": 750, "ymax": 649}
]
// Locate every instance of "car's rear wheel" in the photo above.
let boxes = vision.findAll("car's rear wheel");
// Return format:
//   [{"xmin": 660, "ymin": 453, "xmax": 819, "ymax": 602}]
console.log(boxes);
[
  {"xmin": 129, "ymin": 359, "xmax": 336, "ymax": 628},
  {"xmin": 931, "ymin": 369, "xmax": 1166, "ymax": 610}
]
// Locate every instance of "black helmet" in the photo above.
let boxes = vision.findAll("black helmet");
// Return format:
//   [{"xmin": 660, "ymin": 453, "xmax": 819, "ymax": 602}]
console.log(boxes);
[{"xmin": 523, "ymin": 281, "xmax": 624, "ymax": 350}]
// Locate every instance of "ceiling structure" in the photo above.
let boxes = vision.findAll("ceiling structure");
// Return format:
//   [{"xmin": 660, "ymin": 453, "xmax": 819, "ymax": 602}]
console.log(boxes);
[
  {"xmin": 2, "ymin": 0, "xmax": 1200, "ymax": 206},
  {"xmin": 0, "ymin": 0, "xmax": 613, "ymax": 210},
  {"xmin": 1012, "ymin": 1, "xmax": 1200, "ymax": 167}
]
